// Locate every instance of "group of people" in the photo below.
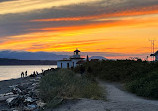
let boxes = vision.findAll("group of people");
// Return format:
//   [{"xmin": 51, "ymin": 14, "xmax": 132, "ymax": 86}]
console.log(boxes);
[
  {"xmin": 21, "ymin": 70, "xmax": 41, "ymax": 78},
  {"xmin": 20, "ymin": 69, "xmax": 46, "ymax": 78},
  {"xmin": 29, "ymin": 71, "xmax": 41, "ymax": 77},
  {"xmin": 21, "ymin": 71, "xmax": 27, "ymax": 78}
]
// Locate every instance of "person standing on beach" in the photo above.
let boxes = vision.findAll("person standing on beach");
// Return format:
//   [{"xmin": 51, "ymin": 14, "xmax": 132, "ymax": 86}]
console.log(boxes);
[
  {"xmin": 33, "ymin": 71, "xmax": 36, "ymax": 76},
  {"xmin": 25, "ymin": 71, "xmax": 27, "ymax": 77},
  {"xmin": 21, "ymin": 72, "xmax": 24, "ymax": 78}
]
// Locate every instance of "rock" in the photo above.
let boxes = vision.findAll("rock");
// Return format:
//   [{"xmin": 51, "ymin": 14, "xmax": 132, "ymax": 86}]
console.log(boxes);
[
  {"xmin": 9, "ymin": 85, "xmax": 18, "ymax": 88},
  {"xmin": 6, "ymin": 96, "xmax": 25, "ymax": 107},
  {"xmin": 10, "ymin": 108, "xmax": 19, "ymax": 111},
  {"xmin": 36, "ymin": 100, "xmax": 46, "ymax": 108},
  {"xmin": 1, "ymin": 110, "xmax": 12, "ymax": 111},
  {"xmin": 30, "ymin": 79, "xmax": 40, "ymax": 82},
  {"xmin": 6, "ymin": 97, "xmax": 15, "ymax": 104},
  {"xmin": 24, "ymin": 104, "xmax": 37, "ymax": 111},
  {"xmin": 4, "ymin": 92, "xmax": 14, "ymax": 96},
  {"xmin": 3, "ymin": 77, "xmax": 41, "ymax": 110},
  {"xmin": 0, "ymin": 94, "xmax": 18, "ymax": 102},
  {"xmin": 28, "ymin": 91, "xmax": 38, "ymax": 99},
  {"xmin": 16, "ymin": 85, "xmax": 26, "ymax": 91},
  {"xmin": 32, "ymin": 83, "xmax": 39, "ymax": 87},
  {"xmin": 12, "ymin": 88, "xmax": 22, "ymax": 94},
  {"xmin": 24, "ymin": 97, "xmax": 35, "ymax": 103}
]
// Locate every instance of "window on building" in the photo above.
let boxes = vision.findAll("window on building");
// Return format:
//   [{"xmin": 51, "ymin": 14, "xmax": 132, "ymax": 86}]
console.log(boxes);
[
  {"xmin": 61, "ymin": 63, "xmax": 62, "ymax": 68},
  {"xmin": 67, "ymin": 63, "xmax": 69, "ymax": 68},
  {"xmin": 73, "ymin": 62, "xmax": 74, "ymax": 67}
]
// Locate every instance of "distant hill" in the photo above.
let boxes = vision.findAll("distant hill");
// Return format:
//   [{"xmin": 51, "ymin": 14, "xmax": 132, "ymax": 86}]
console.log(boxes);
[
  {"xmin": 0, "ymin": 51, "xmax": 69, "ymax": 60},
  {"xmin": 0, "ymin": 58, "xmax": 57, "ymax": 65},
  {"xmin": 90, "ymin": 56, "xmax": 107, "ymax": 60}
]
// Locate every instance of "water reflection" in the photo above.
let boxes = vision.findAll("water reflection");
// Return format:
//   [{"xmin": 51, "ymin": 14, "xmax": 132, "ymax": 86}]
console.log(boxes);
[{"xmin": 0, "ymin": 65, "xmax": 57, "ymax": 81}]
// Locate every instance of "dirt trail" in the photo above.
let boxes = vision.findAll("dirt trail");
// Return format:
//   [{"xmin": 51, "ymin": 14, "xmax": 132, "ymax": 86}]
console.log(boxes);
[
  {"xmin": 53, "ymin": 80, "xmax": 158, "ymax": 111},
  {"xmin": 100, "ymin": 81, "xmax": 158, "ymax": 105}
]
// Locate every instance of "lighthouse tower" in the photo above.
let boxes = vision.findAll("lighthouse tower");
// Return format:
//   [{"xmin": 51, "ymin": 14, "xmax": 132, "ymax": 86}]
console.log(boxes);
[
  {"xmin": 71, "ymin": 49, "xmax": 81, "ymax": 58},
  {"xmin": 57, "ymin": 49, "xmax": 84, "ymax": 68}
]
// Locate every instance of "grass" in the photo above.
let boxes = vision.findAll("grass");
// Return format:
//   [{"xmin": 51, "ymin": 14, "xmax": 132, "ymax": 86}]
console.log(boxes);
[{"xmin": 39, "ymin": 69, "xmax": 104, "ymax": 108}]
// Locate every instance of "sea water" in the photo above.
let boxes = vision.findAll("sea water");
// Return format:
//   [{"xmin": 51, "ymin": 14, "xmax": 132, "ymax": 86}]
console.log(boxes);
[{"xmin": 0, "ymin": 65, "xmax": 57, "ymax": 81}]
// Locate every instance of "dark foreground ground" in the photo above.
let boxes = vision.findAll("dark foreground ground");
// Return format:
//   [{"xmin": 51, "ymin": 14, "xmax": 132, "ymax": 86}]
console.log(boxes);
[{"xmin": 1, "ymin": 77, "xmax": 158, "ymax": 111}]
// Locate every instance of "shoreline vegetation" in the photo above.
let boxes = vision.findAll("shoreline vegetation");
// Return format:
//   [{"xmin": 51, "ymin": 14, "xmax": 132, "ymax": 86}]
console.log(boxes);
[
  {"xmin": 40, "ymin": 69, "xmax": 104, "ymax": 108},
  {"xmin": 74, "ymin": 59, "xmax": 158, "ymax": 99}
]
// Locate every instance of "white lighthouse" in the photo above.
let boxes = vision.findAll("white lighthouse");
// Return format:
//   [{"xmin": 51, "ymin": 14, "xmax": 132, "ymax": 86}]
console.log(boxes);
[{"xmin": 57, "ymin": 49, "xmax": 84, "ymax": 68}]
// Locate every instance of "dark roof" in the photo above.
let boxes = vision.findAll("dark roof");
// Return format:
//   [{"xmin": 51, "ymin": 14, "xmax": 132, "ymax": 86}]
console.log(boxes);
[
  {"xmin": 74, "ymin": 49, "xmax": 80, "ymax": 52},
  {"xmin": 58, "ymin": 60, "xmax": 71, "ymax": 61},
  {"xmin": 76, "ymin": 60, "xmax": 85, "ymax": 64},
  {"xmin": 155, "ymin": 51, "xmax": 158, "ymax": 55},
  {"xmin": 70, "ymin": 57, "xmax": 84, "ymax": 59}
]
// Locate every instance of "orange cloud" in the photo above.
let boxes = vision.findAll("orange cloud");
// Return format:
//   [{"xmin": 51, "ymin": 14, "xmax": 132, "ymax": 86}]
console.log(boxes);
[
  {"xmin": 37, "ymin": 18, "xmax": 157, "ymax": 33},
  {"xmin": 31, "ymin": 4, "xmax": 158, "ymax": 22}
]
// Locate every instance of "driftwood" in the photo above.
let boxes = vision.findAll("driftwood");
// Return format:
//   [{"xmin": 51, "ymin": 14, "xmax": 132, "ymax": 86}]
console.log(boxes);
[
  {"xmin": 0, "ymin": 93, "xmax": 18, "ymax": 102},
  {"xmin": 0, "ymin": 76, "xmax": 46, "ymax": 110}
]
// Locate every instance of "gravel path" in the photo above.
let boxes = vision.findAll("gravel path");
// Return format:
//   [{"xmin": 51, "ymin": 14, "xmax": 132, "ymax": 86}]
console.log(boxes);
[
  {"xmin": 54, "ymin": 80, "xmax": 158, "ymax": 111},
  {"xmin": 101, "ymin": 81, "xmax": 158, "ymax": 105},
  {"xmin": 99, "ymin": 80, "xmax": 158, "ymax": 111}
]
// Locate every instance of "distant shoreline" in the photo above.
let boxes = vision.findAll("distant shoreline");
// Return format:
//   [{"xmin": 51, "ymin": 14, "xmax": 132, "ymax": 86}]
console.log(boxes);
[
  {"xmin": 0, "ymin": 58, "xmax": 57, "ymax": 65},
  {"xmin": 0, "ymin": 64, "xmax": 57, "ymax": 66}
]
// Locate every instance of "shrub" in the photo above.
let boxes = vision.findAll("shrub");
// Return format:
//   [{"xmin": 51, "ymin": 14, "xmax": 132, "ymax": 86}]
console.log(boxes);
[
  {"xmin": 125, "ymin": 71, "xmax": 158, "ymax": 99},
  {"xmin": 39, "ymin": 69, "xmax": 104, "ymax": 108}
]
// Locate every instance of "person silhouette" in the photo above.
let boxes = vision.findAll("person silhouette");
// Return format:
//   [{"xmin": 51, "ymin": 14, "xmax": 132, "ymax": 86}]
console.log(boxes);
[
  {"xmin": 33, "ymin": 71, "xmax": 36, "ymax": 76},
  {"xmin": 25, "ymin": 71, "xmax": 27, "ymax": 77},
  {"xmin": 21, "ymin": 72, "xmax": 24, "ymax": 78}
]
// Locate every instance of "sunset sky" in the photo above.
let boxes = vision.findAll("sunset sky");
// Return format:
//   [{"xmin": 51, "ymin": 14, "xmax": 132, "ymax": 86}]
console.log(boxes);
[{"xmin": 0, "ymin": 0, "xmax": 158, "ymax": 59}]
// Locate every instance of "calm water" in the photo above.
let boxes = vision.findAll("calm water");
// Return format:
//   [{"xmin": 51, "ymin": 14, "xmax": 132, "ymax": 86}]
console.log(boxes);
[{"xmin": 0, "ymin": 65, "xmax": 57, "ymax": 81}]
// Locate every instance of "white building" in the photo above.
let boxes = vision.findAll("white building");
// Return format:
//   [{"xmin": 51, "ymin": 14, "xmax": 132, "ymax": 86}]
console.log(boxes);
[{"xmin": 57, "ymin": 49, "xmax": 84, "ymax": 68}]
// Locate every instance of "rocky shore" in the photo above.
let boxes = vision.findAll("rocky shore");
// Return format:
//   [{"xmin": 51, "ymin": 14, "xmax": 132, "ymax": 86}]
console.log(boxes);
[{"xmin": 0, "ymin": 76, "xmax": 45, "ymax": 111}]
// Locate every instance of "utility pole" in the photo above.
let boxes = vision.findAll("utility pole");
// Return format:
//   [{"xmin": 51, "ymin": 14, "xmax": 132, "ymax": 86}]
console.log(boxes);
[{"xmin": 149, "ymin": 40, "xmax": 156, "ymax": 61}]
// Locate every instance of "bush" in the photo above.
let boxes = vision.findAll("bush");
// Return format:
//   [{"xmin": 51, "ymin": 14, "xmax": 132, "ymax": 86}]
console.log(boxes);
[
  {"xmin": 39, "ymin": 69, "xmax": 104, "ymax": 108},
  {"xmin": 125, "ymin": 71, "xmax": 158, "ymax": 99},
  {"xmin": 75, "ymin": 60, "xmax": 157, "ymax": 82}
]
